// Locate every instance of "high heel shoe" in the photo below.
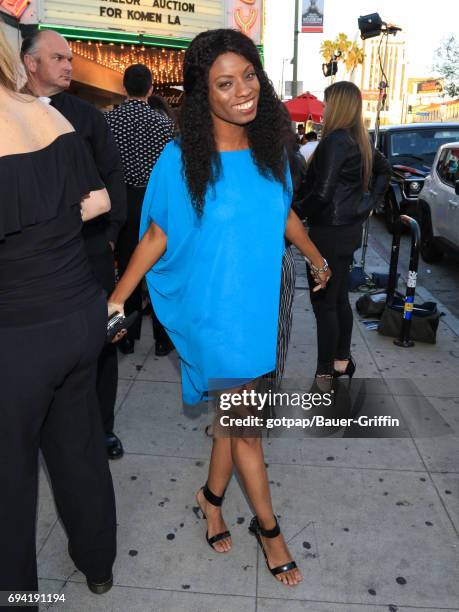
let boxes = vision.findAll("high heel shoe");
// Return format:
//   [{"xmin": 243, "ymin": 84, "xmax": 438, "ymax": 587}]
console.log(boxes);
[
  {"xmin": 313, "ymin": 373, "xmax": 335, "ymax": 392},
  {"xmin": 196, "ymin": 483, "xmax": 231, "ymax": 552},
  {"xmin": 333, "ymin": 355, "xmax": 356, "ymax": 379},
  {"xmin": 248, "ymin": 515, "xmax": 299, "ymax": 581}
]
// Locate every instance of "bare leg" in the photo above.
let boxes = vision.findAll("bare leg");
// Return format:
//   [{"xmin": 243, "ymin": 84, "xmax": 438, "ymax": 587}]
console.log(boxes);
[
  {"xmin": 231, "ymin": 436, "xmax": 303, "ymax": 586},
  {"xmin": 196, "ymin": 428, "xmax": 233, "ymax": 553},
  {"xmin": 334, "ymin": 358, "xmax": 349, "ymax": 373}
]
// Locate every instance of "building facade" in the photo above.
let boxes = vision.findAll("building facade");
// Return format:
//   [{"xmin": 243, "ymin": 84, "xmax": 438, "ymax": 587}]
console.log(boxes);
[
  {"xmin": 405, "ymin": 78, "xmax": 459, "ymax": 123},
  {"xmin": 359, "ymin": 36, "xmax": 408, "ymax": 128},
  {"xmin": 1, "ymin": 0, "xmax": 264, "ymax": 107}
]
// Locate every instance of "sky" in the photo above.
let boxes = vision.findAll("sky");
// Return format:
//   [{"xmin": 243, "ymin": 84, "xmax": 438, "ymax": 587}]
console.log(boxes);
[{"xmin": 263, "ymin": 0, "xmax": 459, "ymax": 99}]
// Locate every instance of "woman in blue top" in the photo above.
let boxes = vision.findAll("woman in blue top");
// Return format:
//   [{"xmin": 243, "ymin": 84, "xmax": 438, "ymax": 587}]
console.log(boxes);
[{"xmin": 109, "ymin": 29, "xmax": 330, "ymax": 586}]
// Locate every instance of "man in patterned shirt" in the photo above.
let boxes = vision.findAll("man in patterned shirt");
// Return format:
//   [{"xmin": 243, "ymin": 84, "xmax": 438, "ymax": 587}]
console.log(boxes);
[{"xmin": 106, "ymin": 64, "xmax": 175, "ymax": 355}]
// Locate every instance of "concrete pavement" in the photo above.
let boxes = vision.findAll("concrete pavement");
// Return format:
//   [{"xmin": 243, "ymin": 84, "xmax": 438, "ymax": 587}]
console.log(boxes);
[{"xmin": 36, "ymin": 243, "xmax": 459, "ymax": 612}]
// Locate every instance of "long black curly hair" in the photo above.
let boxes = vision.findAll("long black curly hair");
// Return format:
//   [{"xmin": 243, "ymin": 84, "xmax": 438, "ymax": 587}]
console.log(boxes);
[{"xmin": 180, "ymin": 28, "xmax": 295, "ymax": 215}]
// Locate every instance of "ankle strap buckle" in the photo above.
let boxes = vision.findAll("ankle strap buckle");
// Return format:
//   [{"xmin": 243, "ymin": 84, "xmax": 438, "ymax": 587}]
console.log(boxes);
[
  {"xmin": 202, "ymin": 483, "xmax": 225, "ymax": 507},
  {"xmin": 251, "ymin": 515, "xmax": 280, "ymax": 538}
]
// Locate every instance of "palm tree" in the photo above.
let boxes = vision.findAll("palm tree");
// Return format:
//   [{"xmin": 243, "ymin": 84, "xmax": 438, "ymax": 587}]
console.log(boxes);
[
  {"xmin": 335, "ymin": 32, "xmax": 351, "ymax": 57},
  {"xmin": 344, "ymin": 42, "xmax": 365, "ymax": 79},
  {"xmin": 320, "ymin": 34, "xmax": 364, "ymax": 83},
  {"xmin": 320, "ymin": 39, "xmax": 336, "ymax": 63}
]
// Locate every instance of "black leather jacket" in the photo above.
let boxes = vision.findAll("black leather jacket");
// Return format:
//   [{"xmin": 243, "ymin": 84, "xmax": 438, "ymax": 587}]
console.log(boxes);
[
  {"xmin": 297, "ymin": 129, "xmax": 391, "ymax": 226},
  {"xmin": 289, "ymin": 150, "xmax": 308, "ymax": 216}
]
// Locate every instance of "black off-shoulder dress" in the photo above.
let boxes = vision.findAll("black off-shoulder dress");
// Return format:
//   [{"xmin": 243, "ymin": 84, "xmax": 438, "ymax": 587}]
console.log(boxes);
[
  {"xmin": 0, "ymin": 131, "xmax": 105, "ymax": 325},
  {"xmin": 0, "ymin": 132, "xmax": 117, "ymax": 597}
]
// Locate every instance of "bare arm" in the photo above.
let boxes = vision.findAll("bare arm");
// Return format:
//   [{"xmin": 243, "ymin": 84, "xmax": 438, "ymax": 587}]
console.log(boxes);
[
  {"xmin": 108, "ymin": 222, "xmax": 167, "ymax": 314},
  {"xmin": 285, "ymin": 209, "xmax": 331, "ymax": 291},
  {"xmin": 81, "ymin": 188, "xmax": 111, "ymax": 221}
]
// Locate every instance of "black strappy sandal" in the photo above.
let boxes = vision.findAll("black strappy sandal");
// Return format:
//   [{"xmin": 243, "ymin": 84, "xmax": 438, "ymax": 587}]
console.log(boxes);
[
  {"xmin": 197, "ymin": 483, "xmax": 231, "ymax": 552},
  {"xmin": 249, "ymin": 515, "xmax": 298, "ymax": 579}
]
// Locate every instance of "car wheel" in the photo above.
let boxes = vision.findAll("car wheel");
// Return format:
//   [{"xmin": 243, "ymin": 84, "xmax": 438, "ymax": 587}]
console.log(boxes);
[{"xmin": 419, "ymin": 204, "xmax": 443, "ymax": 263}]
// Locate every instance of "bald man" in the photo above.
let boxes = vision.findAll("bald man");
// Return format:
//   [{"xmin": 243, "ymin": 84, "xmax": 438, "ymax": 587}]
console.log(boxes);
[{"xmin": 22, "ymin": 30, "xmax": 126, "ymax": 462}]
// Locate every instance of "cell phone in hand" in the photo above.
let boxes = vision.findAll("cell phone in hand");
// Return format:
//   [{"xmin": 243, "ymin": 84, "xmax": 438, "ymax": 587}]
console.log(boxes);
[{"xmin": 107, "ymin": 311, "xmax": 138, "ymax": 343}]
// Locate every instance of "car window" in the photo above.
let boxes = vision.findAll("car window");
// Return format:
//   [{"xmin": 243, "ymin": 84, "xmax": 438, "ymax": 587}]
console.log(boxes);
[
  {"xmin": 390, "ymin": 129, "xmax": 459, "ymax": 164},
  {"xmin": 436, "ymin": 150, "xmax": 449, "ymax": 180},
  {"xmin": 438, "ymin": 148, "xmax": 459, "ymax": 187}
]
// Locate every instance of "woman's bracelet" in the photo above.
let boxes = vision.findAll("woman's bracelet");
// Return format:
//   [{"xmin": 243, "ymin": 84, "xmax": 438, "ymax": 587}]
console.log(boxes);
[{"xmin": 305, "ymin": 257, "xmax": 329, "ymax": 274}]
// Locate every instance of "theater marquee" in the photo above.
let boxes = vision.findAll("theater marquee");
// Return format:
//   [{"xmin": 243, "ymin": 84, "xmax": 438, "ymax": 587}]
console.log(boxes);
[{"xmin": 38, "ymin": 0, "xmax": 263, "ymax": 44}]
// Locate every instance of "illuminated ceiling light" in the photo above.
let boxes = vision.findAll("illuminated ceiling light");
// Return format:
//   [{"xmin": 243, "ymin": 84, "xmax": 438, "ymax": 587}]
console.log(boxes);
[{"xmin": 69, "ymin": 41, "xmax": 184, "ymax": 84}]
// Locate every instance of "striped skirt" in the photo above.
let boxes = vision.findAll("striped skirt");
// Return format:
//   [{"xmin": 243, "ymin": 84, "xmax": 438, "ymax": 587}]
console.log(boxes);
[{"xmin": 263, "ymin": 245, "xmax": 296, "ymax": 388}]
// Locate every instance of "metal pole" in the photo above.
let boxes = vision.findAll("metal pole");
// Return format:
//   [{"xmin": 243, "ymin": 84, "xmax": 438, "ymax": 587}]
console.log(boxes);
[
  {"xmin": 292, "ymin": 0, "xmax": 299, "ymax": 98},
  {"xmin": 359, "ymin": 31, "xmax": 390, "ymax": 274},
  {"xmin": 280, "ymin": 58, "xmax": 285, "ymax": 98},
  {"xmin": 373, "ymin": 31, "xmax": 390, "ymax": 151},
  {"xmin": 394, "ymin": 215, "xmax": 421, "ymax": 347},
  {"xmin": 386, "ymin": 217, "xmax": 401, "ymax": 306}
]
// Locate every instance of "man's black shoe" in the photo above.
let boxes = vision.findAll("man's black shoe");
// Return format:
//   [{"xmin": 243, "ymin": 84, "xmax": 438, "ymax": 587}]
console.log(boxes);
[
  {"xmin": 86, "ymin": 574, "xmax": 113, "ymax": 595},
  {"xmin": 155, "ymin": 339, "xmax": 174, "ymax": 357},
  {"xmin": 105, "ymin": 432, "xmax": 124, "ymax": 460},
  {"xmin": 118, "ymin": 337, "xmax": 134, "ymax": 354}
]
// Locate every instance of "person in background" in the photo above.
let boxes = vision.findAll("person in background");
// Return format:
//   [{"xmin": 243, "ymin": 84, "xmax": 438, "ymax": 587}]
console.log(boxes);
[
  {"xmin": 296, "ymin": 122, "xmax": 305, "ymax": 144},
  {"xmin": 299, "ymin": 130, "xmax": 319, "ymax": 162},
  {"xmin": 298, "ymin": 81, "xmax": 390, "ymax": 383},
  {"xmin": 106, "ymin": 65, "xmax": 176, "ymax": 356},
  {"xmin": 145, "ymin": 93, "xmax": 180, "ymax": 348},
  {"xmin": 21, "ymin": 29, "xmax": 127, "ymax": 460},
  {"xmin": 108, "ymin": 28, "xmax": 331, "ymax": 587},
  {"xmin": 148, "ymin": 94, "xmax": 178, "ymax": 127},
  {"xmin": 0, "ymin": 28, "xmax": 116, "ymax": 601}
]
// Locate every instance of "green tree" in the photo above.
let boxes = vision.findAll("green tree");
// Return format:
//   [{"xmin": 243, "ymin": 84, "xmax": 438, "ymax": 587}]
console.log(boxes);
[{"xmin": 433, "ymin": 35, "xmax": 459, "ymax": 97}]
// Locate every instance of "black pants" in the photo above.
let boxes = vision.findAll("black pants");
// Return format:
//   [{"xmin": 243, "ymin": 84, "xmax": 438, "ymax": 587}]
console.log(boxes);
[
  {"xmin": 307, "ymin": 224, "xmax": 361, "ymax": 375},
  {"xmin": 0, "ymin": 294, "xmax": 117, "ymax": 597},
  {"xmin": 88, "ymin": 247, "xmax": 118, "ymax": 433},
  {"xmin": 152, "ymin": 307, "xmax": 170, "ymax": 343},
  {"xmin": 117, "ymin": 184, "xmax": 169, "ymax": 344},
  {"xmin": 117, "ymin": 185, "xmax": 144, "ymax": 341}
]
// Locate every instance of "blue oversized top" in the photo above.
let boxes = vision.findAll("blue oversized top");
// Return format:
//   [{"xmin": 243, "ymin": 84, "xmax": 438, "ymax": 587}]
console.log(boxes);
[{"xmin": 139, "ymin": 141, "xmax": 291, "ymax": 405}]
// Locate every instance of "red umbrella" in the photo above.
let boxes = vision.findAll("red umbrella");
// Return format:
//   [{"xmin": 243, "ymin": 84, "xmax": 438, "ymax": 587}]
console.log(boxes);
[{"xmin": 284, "ymin": 91, "xmax": 324, "ymax": 123}]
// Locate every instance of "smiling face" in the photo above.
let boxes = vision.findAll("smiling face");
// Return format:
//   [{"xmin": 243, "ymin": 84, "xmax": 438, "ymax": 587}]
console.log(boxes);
[{"xmin": 207, "ymin": 52, "xmax": 260, "ymax": 129}]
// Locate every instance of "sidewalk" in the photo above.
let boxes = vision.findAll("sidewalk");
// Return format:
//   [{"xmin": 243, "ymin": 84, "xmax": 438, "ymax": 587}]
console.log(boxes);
[{"xmin": 37, "ymin": 244, "xmax": 459, "ymax": 612}]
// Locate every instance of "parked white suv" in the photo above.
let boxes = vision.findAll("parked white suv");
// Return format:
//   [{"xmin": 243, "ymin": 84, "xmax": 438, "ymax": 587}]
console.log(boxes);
[{"xmin": 418, "ymin": 142, "xmax": 459, "ymax": 262}]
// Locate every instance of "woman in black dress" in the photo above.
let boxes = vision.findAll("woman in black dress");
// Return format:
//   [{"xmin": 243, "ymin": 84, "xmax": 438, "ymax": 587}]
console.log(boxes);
[
  {"xmin": 0, "ymin": 30, "xmax": 117, "ymax": 601},
  {"xmin": 299, "ymin": 81, "xmax": 390, "ymax": 381}
]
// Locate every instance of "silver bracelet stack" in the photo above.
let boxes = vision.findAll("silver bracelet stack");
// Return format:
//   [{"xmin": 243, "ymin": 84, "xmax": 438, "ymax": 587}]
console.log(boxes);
[{"xmin": 305, "ymin": 257, "xmax": 329, "ymax": 274}]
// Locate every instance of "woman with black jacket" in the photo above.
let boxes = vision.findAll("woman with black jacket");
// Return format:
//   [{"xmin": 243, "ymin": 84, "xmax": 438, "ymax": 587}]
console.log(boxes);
[{"xmin": 299, "ymin": 81, "xmax": 390, "ymax": 381}]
